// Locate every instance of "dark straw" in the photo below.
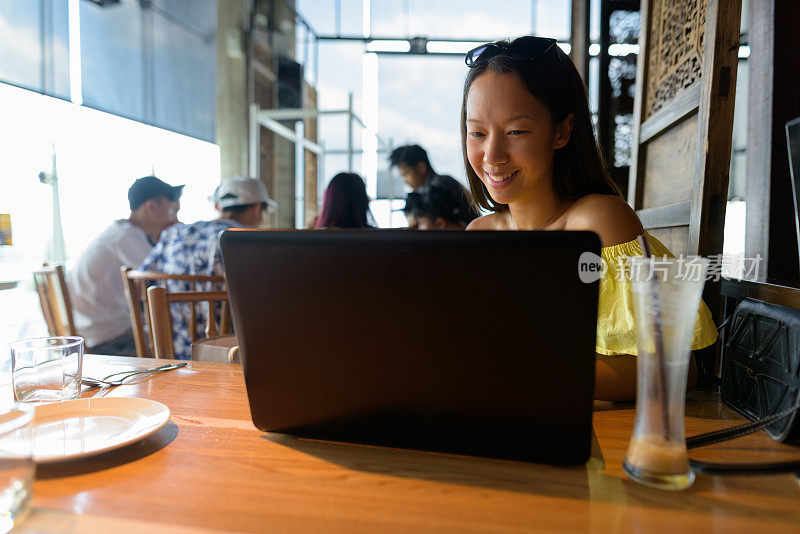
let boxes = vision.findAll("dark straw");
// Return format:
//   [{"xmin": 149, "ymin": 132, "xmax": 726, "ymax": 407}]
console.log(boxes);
[{"xmin": 638, "ymin": 235, "xmax": 671, "ymax": 441}]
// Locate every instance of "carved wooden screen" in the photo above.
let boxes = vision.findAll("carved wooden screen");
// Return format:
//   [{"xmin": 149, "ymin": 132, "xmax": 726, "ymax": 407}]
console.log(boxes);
[{"xmin": 628, "ymin": 0, "xmax": 741, "ymax": 260}]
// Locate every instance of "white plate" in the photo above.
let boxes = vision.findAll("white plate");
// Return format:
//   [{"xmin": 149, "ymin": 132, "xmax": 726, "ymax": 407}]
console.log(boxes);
[{"xmin": 31, "ymin": 397, "xmax": 171, "ymax": 463}]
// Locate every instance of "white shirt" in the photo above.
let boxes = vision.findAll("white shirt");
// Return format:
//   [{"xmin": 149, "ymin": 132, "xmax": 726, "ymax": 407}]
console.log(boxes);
[{"xmin": 68, "ymin": 220, "xmax": 153, "ymax": 347}]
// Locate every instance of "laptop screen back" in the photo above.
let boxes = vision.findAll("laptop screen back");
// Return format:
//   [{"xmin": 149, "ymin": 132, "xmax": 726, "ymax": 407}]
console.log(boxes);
[{"xmin": 221, "ymin": 229, "xmax": 601, "ymax": 464}]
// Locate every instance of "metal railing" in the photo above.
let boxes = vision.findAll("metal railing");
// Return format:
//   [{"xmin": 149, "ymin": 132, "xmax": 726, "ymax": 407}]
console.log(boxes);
[{"xmin": 249, "ymin": 94, "xmax": 391, "ymax": 228}]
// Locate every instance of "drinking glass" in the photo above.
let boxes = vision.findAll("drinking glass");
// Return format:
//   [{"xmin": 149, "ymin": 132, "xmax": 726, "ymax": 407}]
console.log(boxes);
[
  {"xmin": 11, "ymin": 336, "xmax": 83, "ymax": 403},
  {"xmin": 623, "ymin": 257, "xmax": 709, "ymax": 490},
  {"xmin": 0, "ymin": 404, "xmax": 34, "ymax": 533}
]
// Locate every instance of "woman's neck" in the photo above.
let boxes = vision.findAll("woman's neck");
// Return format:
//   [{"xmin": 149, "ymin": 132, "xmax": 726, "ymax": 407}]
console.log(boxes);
[{"xmin": 507, "ymin": 189, "xmax": 563, "ymax": 230}]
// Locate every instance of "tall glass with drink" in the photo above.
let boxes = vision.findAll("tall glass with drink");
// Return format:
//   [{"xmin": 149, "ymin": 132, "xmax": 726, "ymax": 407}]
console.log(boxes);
[{"xmin": 623, "ymin": 256, "xmax": 708, "ymax": 490}]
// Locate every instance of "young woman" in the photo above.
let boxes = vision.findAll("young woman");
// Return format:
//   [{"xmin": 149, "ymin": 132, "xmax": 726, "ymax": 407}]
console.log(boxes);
[
  {"xmin": 314, "ymin": 172, "xmax": 375, "ymax": 229},
  {"xmin": 461, "ymin": 36, "xmax": 718, "ymax": 401}
]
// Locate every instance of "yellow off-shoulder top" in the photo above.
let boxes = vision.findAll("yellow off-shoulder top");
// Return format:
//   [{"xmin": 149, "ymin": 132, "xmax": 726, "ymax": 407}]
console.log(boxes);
[{"xmin": 597, "ymin": 232, "xmax": 718, "ymax": 356}]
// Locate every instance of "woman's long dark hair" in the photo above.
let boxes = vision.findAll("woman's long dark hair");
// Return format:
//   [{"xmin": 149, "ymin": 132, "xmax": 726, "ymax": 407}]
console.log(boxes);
[
  {"xmin": 460, "ymin": 38, "xmax": 622, "ymax": 212},
  {"xmin": 315, "ymin": 172, "xmax": 374, "ymax": 229}
]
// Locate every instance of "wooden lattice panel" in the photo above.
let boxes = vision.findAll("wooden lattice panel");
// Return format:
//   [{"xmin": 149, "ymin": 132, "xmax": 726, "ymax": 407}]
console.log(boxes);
[{"xmin": 645, "ymin": 0, "xmax": 706, "ymax": 118}]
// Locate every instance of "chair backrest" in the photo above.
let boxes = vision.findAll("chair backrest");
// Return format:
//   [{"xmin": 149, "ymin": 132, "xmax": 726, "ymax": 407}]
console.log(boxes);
[
  {"xmin": 32, "ymin": 264, "xmax": 78, "ymax": 337},
  {"xmin": 629, "ymin": 0, "xmax": 741, "ymax": 258},
  {"xmin": 628, "ymin": 0, "xmax": 742, "ymax": 382},
  {"xmin": 146, "ymin": 285, "xmax": 232, "ymax": 359},
  {"xmin": 121, "ymin": 268, "xmax": 227, "ymax": 357},
  {"xmin": 628, "ymin": 0, "xmax": 742, "ymax": 318}
]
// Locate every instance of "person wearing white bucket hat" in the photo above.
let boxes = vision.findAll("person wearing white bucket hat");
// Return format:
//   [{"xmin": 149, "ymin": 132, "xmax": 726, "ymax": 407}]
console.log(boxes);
[
  {"xmin": 140, "ymin": 176, "xmax": 276, "ymax": 359},
  {"xmin": 212, "ymin": 176, "xmax": 278, "ymax": 213}
]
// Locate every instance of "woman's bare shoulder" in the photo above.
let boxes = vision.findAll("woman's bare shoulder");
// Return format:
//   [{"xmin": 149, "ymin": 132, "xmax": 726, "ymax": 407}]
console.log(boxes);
[
  {"xmin": 466, "ymin": 212, "xmax": 509, "ymax": 230},
  {"xmin": 565, "ymin": 194, "xmax": 643, "ymax": 247}
]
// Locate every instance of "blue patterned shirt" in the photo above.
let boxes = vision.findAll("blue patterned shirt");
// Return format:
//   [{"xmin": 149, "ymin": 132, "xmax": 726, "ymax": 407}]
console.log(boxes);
[{"xmin": 140, "ymin": 219, "xmax": 243, "ymax": 359}]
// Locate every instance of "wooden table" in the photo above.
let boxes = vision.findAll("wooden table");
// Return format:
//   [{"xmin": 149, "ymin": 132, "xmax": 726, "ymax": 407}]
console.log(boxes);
[{"xmin": 19, "ymin": 355, "xmax": 800, "ymax": 533}]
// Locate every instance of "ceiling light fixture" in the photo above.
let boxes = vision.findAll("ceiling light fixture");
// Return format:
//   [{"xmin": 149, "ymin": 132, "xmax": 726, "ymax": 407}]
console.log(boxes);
[
  {"xmin": 365, "ymin": 40, "xmax": 411, "ymax": 53},
  {"xmin": 425, "ymin": 41, "xmax": 486, "ymax": 54}
]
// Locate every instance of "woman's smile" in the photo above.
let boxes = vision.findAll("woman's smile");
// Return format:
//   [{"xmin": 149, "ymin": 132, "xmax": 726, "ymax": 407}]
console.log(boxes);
[{"xmin": 484, "ymin": 169, "xmax": 519, "ymax": 188}]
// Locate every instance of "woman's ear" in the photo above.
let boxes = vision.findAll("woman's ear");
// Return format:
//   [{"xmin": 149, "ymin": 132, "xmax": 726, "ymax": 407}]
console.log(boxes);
[{"xmin": 553, "ymin": 113, "xmax": 574, "ymax": 150}]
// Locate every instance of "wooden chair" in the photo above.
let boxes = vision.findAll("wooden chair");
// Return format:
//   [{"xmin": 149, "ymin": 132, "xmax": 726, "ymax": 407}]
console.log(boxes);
[
  {"xmin": 629, "ymin": 0, "xmax": 741, "ymax": 266},
  {"xmin": 121, "ymin": 268, "xmax": 227, "ymax": 357},
  {"xmin": 32, "ymin": 264, "xmax": 78, "ymax": 337},
  {"xmin": 146, "ymin": 285, "xmax": 232, "ymax": 359},
  {"xmin": 628, "ymin": 0, "xmax": 742, "ymax": 379}
]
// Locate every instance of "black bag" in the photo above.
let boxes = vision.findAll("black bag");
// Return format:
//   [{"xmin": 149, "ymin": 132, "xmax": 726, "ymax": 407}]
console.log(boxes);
[
  {"xmin": 719, "ymin": 298, "xmax": 800, "ymax": 443},
  {"xmin": 688, "ymin": 298, "xmax": 800, "ymax": 474}
]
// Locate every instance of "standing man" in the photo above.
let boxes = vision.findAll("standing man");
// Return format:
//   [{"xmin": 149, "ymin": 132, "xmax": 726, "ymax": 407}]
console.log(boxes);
[
  {"xmin": 388, "ymin": 144, "xmax": 478, "ymax": 225},
  {"xmin": 140, "ymin": 176, "xmax": 275, "ymax": 360},
  {"xmin": 69, "ymin": 176, "xmax": 183, "ymax": 355}
]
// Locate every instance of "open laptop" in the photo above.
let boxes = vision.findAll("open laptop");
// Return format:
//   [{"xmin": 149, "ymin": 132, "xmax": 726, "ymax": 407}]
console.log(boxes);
[{"xmin": 221, "ymin": 230, "xmax": 600, "ymax": 464}]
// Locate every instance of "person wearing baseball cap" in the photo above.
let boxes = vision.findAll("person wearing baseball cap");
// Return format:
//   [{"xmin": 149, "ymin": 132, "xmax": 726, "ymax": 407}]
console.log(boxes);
[
  {"xmin": 127, "ymin": 176, "xmax": 184, "ymax": 226},
  {"xmin": 68, "ymin": 176, "xmax": 183, "ymax": 356},
  {"xmin": 140, "ymin": 176, "xmax": 276, "ymax": 360}
]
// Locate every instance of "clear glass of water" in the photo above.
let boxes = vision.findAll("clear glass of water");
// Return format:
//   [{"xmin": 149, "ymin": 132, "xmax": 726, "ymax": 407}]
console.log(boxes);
[
  {"xmin": 11, "ymin": 337, "xmax": 83, "ymax": 403},
  {"xmin": 623, "ymin": 257, "xmax": 708, "ymax": 490},
  {"xmin": 0, "ymin": 404, "xmax": 34, "ymax": 533}
]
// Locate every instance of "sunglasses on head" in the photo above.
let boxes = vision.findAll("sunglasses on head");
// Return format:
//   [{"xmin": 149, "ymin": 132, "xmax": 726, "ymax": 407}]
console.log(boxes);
[{"xmin": 465, "ymin": 36, "xmax": 558, "ymax": 68}]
